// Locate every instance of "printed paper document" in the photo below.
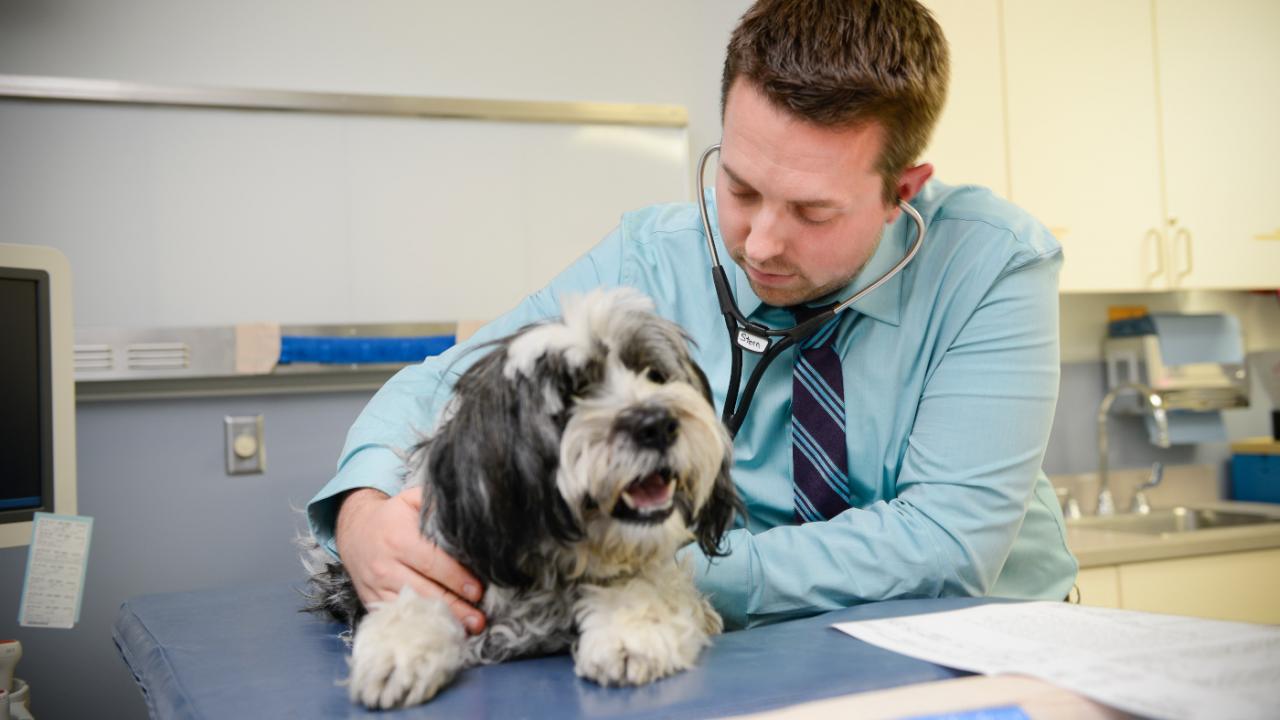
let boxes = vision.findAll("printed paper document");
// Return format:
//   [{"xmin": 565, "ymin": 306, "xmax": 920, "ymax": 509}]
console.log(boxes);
[{"xmin": 835, "ymin": 602, "xmax": 1279, "ymax": 720}]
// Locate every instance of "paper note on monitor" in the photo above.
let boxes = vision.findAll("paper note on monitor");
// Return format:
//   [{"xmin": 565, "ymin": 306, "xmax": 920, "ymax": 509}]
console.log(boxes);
[
  {"xmin": 834, "ymin": 602, "xmax": 1279, "ymax": 720},
  {"xmin": 18, "ymin": 513, "xmax": 93, "ymax": 629}
]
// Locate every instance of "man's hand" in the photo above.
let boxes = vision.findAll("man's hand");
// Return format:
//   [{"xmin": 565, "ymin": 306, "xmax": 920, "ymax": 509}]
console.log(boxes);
[{"xmin": 335, "ymin": 486, "xmax": 487, "ymax": 634}]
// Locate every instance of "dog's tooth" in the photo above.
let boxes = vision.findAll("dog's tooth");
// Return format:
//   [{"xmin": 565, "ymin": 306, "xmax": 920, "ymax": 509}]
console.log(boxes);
[{"xmin": 620, "ymin": 492, "xmax": 637, "ymax": 509}]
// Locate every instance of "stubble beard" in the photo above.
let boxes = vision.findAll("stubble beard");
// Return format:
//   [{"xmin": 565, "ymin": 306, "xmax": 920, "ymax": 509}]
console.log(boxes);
[{"xmin": 732, "ymin": 226, "xmax": 883, "ymax": 308}]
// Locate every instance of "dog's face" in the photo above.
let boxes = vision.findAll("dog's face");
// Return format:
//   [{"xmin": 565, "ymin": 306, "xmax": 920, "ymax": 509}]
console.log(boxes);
[{"xmin": 422, "ymin": 288, "xmax": 738, "ymax": 588}]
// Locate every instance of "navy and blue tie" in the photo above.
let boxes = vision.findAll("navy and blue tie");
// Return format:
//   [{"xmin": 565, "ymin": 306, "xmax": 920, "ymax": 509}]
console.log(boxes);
[{"xmin": 791, "ymin": 312, "xmax": 851, "ymax": 523}]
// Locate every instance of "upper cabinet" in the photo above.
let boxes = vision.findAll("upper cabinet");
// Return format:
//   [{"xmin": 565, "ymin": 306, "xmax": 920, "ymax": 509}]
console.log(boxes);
[
  {"xmin": 1003, "ymin": 0, "xmax": 1169, "ymax": 292},
  {"xmin": 1154, "ymin": 0, "xmax": 1280, "ymax": 290},
  {"xmin": 919, "ymin": 0, "xmax": 1009, "ymax": 197},
  {"xmin": 928, "ymin": 1, "xmax": 1279, "ymax": 292}
]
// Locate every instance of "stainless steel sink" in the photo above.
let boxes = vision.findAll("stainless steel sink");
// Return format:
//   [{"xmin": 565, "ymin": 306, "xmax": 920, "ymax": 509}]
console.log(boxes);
[{"xmin": 1068, "ymin": 507, "xmax": 1280, "ymax": 536}]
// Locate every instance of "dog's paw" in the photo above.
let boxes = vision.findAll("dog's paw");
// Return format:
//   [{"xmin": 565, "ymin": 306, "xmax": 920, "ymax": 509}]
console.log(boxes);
[
  {"xmin": 573, "ymin": 625, "xmax": 693, "ymax": 686},
  {"xmin": 347, "ymin": 588, "xmax": 465, "ymax": 709}
]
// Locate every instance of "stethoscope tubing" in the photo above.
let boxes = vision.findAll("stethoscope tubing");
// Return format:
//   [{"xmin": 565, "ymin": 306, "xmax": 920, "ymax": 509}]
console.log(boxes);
[{"xmin": 694, "ymin": 143, "xmax": 927, "ymax": 435}]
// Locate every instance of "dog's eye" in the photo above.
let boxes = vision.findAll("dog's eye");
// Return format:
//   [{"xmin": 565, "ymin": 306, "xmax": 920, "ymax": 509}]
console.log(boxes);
[{"xmin": 645, "ymin": 368, "xmax": 667, "ymax": 384}]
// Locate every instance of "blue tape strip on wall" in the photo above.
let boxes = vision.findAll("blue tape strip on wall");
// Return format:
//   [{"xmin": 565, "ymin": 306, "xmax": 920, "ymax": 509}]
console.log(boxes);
[{"xmin": 278, "ymin": 335, "xmax": 456, "ymax": 365}]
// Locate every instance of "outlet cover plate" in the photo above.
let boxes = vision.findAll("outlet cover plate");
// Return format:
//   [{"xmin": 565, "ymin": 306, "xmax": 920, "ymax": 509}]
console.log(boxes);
[{"xmin": 224, "ymin": 415, "xmax": 265, "ymax": 475}]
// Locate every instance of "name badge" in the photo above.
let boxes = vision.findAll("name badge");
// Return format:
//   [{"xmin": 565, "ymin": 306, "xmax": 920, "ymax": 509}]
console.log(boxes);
[{"xmin": 735, "ymin": 330, "xmax": 769, "ymax": 353}]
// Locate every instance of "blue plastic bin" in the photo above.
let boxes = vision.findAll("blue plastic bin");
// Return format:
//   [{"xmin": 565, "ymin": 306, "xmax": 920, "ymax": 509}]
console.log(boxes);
[{"xmin": 1231, "ymin": 438, "xmax": 1280, "ymax": 504}]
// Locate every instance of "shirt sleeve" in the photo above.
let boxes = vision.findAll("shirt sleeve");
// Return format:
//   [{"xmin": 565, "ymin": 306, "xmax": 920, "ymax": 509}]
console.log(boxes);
[
  {"xmin": 683, "ymin": 249, "xmax": 1063, "ymax": 629},
  {"xmin": 306, "ymin": 227, "xmax": 628, "ymax": 557}
]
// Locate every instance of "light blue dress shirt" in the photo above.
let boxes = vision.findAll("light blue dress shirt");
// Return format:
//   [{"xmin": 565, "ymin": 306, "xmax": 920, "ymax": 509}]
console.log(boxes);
[{"xmin": 307, "ymin": 180, "xmax": 1078, "ymax": 629}]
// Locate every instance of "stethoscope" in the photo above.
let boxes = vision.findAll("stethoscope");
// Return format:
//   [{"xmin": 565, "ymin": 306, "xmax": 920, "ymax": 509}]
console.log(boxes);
[{"xmin": 695, "ymin": 143, "xmax": 927, "ymax": 437}]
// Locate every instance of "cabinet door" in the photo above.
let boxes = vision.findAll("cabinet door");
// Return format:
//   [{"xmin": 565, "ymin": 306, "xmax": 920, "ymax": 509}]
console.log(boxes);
[
  {"xmin": 1156, "ymin": 0, "xmax": 1280, "ymax": 289},
  {"xmin": 1118, "ymin": 548, "xmax": 1280, "ymax": 624},
  {"xmin": 1075, "ymin": 566, "xmax": 1121, "ymax": 608},
  {"xmin": 1003, "ymin": 0, "xmax": 1169, "ymax": 292},
  {"xmin": 920, "ymin": 0, "xmax": 1009, "ymax": 197}
]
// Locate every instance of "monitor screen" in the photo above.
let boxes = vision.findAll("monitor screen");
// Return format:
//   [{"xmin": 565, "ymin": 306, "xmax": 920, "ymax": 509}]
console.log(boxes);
[{"xmin": 0, "ymin": 269, "xmax": 53, "ymax": 522}]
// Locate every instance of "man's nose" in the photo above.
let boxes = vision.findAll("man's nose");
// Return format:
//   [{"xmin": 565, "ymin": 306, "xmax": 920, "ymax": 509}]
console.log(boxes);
[{"xmin": 743, "ymin": 206, "xmax": 786, "ymax": 263}]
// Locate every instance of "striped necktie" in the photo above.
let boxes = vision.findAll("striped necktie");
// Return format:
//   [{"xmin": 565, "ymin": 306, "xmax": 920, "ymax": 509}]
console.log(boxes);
[{"xmin": 791, "ymin": 310, "xmax": 851, "ymax": 523}]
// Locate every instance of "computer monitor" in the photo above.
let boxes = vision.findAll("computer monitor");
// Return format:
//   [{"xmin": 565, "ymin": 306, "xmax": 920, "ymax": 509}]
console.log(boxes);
[{"xmin": 0, "ymin": 244, "xmax": 77, "ymax": 548}]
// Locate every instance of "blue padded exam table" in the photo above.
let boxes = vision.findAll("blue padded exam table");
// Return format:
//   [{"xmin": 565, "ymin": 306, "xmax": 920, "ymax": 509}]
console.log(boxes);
[{"xmin": 114, "ymin": 581, "xmax": 991, "ymax": 719}]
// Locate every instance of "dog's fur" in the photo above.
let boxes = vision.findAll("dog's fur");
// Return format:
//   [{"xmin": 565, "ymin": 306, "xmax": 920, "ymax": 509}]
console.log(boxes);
[{"xmin": 303, "ymin": 288, "xmax": 740, "ymax": 708}]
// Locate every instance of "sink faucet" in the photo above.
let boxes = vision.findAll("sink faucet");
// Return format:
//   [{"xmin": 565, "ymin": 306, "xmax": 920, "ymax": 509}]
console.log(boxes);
[
  {"xmin": 1097, "ymin": 382, "xmax": 1170, "ymax": 516},
  {"xmin": 1129, "ymin": 462, "xmax": 1164, "ymax": 514}
]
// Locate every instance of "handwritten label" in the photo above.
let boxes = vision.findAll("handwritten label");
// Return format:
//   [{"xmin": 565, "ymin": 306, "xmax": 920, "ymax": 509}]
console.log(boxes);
[
  {"xmin": 18, "ymin": 513, "xmax": 93, "ymax": 629},
  {"xmin": 736, "ymin": 330, "xmax": 769, "ymax": 353}
]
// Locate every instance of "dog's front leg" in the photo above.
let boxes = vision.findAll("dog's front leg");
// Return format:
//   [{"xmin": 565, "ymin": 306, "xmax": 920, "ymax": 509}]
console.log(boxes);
[
  {"xmin": 347, "ymin": 587, "xmax": 465, "ymax": 708},
  {"xmin": 572, "ymin": 563, "xmax": 721, "ymax": 686}
]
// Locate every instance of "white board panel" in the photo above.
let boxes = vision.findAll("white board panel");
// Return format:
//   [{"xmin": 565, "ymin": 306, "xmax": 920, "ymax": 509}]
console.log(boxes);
[{"xmin": 0, "ymin": 98, "xmax": 690, "ymax": 327}]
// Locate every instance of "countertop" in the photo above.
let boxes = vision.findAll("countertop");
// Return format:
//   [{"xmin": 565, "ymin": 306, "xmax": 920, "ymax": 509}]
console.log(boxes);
[
  {"xmin": 1053, "ymin": 463, "xmax": 1280, "ymax": 567},
  {"xmin": 1067, "ymin": 500, "xmax": 1280, "ymax": 567}
]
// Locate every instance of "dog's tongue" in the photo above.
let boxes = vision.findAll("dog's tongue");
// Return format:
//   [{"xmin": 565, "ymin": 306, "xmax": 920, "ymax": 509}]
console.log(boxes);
[{"xmin": 625, "ymin": 472, "xmax": 673, "ymax": 508}]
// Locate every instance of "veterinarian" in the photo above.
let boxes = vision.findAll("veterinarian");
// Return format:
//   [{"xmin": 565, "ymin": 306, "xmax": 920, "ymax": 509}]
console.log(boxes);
[{"xmin": 308, "ymin": 0, "xmax": 1077, "ymax": 633}]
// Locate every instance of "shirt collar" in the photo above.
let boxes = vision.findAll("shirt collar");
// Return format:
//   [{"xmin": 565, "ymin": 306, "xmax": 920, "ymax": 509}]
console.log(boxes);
[{"xmin": 707, "ymin": 189, "xmax": 908, "ymax": 328}]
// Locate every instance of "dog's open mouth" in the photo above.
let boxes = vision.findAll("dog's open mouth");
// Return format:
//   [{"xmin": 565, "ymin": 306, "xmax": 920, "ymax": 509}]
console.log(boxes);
[{"xmin": 612, "ymin": 469, "xmax": 676, "ymax": 524}]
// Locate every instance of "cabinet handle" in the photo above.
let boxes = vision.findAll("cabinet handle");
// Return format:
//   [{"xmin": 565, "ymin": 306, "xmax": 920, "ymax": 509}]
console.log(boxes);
[
  {"xmin": 1255, "ymin": 229, "xmax": 1280, "ymax": 241},
  {"xmin": 1174, "ymin": 227, "xmax": 1193, "ymax": 281},
  {"xmin": 1145, "ymin": 228, "xmax": 1164, "ymax": 283}
]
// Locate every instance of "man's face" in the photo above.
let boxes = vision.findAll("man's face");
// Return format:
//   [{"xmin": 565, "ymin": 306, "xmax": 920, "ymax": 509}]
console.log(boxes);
[{"xmin": 716, "ymin": 79, "xmax": 900, "ymax": 308}]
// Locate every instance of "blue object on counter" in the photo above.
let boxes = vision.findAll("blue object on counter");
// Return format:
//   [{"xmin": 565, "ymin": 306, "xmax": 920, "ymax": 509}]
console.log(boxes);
[
  {"xmin": 1232, "ymin": 440, "xmax": 1280, "ymax": 504},
  {"xmin": 278, "ymin": 335, "xmax": 455, "ymax": 365}
]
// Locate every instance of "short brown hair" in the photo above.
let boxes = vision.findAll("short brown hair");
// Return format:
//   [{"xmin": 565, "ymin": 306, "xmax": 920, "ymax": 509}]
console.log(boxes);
[{"xmin": 721, "ymin": 0, "xmax": 950, "ymax": 202}]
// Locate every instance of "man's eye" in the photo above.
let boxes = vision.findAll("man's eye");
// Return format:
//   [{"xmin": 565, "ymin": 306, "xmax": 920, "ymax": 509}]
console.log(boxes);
[
  {"xmin": 798, "ymin": 211, "xmax": 836, "ymax": 226},
  {"xmin": 645, "ymin": 368, "xmax": 668, "ymax": 384}
]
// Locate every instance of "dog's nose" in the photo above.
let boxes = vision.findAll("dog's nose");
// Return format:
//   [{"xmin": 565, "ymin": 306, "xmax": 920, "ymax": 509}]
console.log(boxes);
[{"xmin": 618, "ymin": 406, "xmax": 679, "ymax": 450}]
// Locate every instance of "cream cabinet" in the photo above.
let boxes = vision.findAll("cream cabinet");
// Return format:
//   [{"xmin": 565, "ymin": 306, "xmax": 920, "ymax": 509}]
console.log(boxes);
[
  {"xmin": 1075, "ymin": 566, "xmax": 1121, "ymax": 609},
  {"xmin": 1154, "ymin": 0, "xmax": 1280, "ymax": 290},
  {"xmin": 1003, "ymin": 0, "xmax": 1168, "ymax": 292},
  {"xmin": 1075, "ymin": 548, "xmax": 1280, "ymax": 624},
  {"xmin": 1001, "ymin": 0, "xmax": 1280, "ymax": 292},
  {"xmin": 919, "ymin": 0, "xmax": 1009, "ymax": 197}
]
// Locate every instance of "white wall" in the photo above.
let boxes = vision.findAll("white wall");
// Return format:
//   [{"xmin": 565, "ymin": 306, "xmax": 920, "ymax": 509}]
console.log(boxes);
[
  {"xmin": 0, "ymin": 0, "xmax": 751, "ymax": 171},
  {"xmin": 0, "ymin": 1, "xmax": 757, "ymax": 327}
]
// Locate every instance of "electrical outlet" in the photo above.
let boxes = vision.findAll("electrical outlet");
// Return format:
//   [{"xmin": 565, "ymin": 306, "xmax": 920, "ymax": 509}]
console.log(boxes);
[{"xmin": 224, "ymin": 415, "xmax": 265, "ymax": 475}]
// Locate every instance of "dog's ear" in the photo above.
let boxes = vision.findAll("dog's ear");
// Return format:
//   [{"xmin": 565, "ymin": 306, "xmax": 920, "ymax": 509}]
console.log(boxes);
[
  {"xmin": 683, "ymin": 356, "xmax": 743, "ymax": 558},
  {"xmin": 694, "ymin": 452, "xmax": 742, "ymax": 558},
  {"xmin": 424, "ymin": 342, "xmax": 581, "ymax": 588},
  {"xmin": 685, "ymin": 350, "xmax": 717, "ymax": 408}
]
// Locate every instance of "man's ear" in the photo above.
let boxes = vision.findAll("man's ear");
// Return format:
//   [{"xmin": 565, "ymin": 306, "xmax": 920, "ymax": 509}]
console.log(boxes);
[{"xmin": 885, "ymin": 162, "xmax": 934, "ymax": 223}]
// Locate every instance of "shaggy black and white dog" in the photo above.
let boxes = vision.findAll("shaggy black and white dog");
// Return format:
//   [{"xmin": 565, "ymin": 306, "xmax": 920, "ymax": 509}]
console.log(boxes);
[{"xmin": 304, "ymin": 288, "xmax": 739, "ymax": 709}]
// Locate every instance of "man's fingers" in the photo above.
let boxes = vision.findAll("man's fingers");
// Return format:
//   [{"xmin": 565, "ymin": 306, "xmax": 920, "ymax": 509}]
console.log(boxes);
[
  {"xmin": 388, "ymin": 486, "xmax": 484, "ymax": 605},
  {"xmin": 377, "ymin": 575, "xmax": 486, "ymax": 634},
  {"xmin": 405, "ymin": 538, "xmax": 485, "ymax": 606}
]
